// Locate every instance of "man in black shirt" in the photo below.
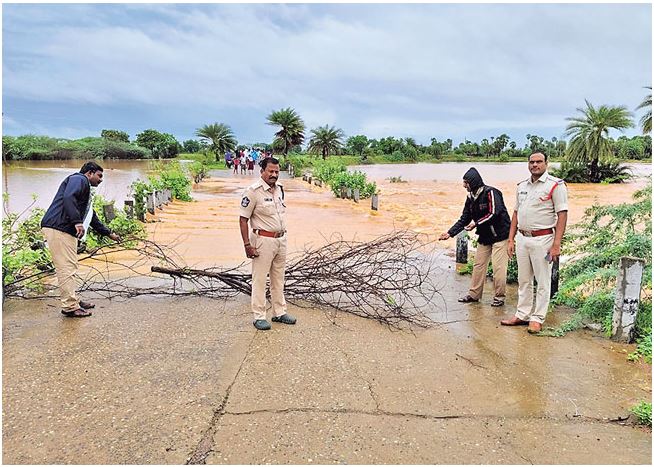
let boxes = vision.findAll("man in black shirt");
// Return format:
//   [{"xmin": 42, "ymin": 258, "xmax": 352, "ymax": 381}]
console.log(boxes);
[
  {"xmin": 439, "ymin": 168, "xmax": 511, "ymax": 307},
  {"xmin": 41, "ymin": 161, "xmax": 121, "ymax": 318}
]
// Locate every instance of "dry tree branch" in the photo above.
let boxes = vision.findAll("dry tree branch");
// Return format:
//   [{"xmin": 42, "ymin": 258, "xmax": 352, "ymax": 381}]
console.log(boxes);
[{"xmin": 5, "ymin": 231, "xmax": 444, "ymax": 329}]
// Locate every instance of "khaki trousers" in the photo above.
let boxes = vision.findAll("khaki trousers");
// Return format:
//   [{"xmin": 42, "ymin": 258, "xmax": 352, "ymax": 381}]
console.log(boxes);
[
  {"xmin": 468, "ymin": 239, "xmax": 508, "ymax": 300},
  {"xmin": 42, "ymin": 227, "xmax": 79, "ymax": 311},
  {"xmin": 250, "ymin": 233, "xmax": 288, "ymax": 321},
  {"xmin": 515, "ymin": 232, "xmax": 554, "ymax": 324}
]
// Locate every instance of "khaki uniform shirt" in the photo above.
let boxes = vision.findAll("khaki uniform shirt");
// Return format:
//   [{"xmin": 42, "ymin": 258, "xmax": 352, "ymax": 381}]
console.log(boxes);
[
  {"xmin": 515, "ymin": 172, "xmax": 568, "ymax": 231},
  {"xmin": 239, "ymin": 178, "xmax": 287, "ymax": 232}
]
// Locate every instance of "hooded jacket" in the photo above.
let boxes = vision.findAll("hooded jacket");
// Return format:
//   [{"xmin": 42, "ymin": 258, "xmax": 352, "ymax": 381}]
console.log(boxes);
[
  {"xmin": 447, "ymin": 168, "xmax": 511, "ymax": 245},
  {"xmin": 41, "ymin": 172, "xmax": 112, "ymax": 238}
]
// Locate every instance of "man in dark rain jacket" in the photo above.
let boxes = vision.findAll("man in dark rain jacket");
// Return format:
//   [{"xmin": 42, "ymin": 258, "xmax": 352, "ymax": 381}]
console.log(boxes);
[
  {"xmin": 439, "ymin": 167, "xmax": 511, "ymax": 307},
  {"xmin": 41, "ymin": 161, "xmax": 121, "ymax": 318}
]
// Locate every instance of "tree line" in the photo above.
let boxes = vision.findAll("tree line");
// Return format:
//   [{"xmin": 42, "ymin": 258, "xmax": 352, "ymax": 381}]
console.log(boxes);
[{"xmin": 3, "ymin": 87, "xmax": 650, "ymax": 182}]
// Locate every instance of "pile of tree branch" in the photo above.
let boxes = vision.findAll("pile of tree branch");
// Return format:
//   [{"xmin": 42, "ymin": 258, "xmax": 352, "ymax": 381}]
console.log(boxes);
[{"xmin": 5, "ymin": 231, "xmax": 443, "ymax": 328}]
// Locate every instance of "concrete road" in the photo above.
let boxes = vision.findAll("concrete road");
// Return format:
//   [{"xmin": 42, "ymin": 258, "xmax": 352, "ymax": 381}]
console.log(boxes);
[{"xmin": 3, "ymin": 270, "xmax": 651, "ymax": 464}]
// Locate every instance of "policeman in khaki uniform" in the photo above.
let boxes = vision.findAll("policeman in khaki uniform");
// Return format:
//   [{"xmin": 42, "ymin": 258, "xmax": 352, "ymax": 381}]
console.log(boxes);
[
  {"xmin": 501, "ymin": 152, "xmax": 568, "ymax": 334},
  {"xmin": 239, "ymin": 157, "xmax": 297, "ymax": 331}
]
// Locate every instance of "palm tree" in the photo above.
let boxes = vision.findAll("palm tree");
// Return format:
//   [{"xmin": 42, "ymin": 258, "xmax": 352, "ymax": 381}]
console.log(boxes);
[
  {"xmin": 266, "ymin": 108, "xmax": 305, "ymax": 156},
  {"xmin": 564, "ymin": 100, "xmax": 634, "ymax": 181},
  {"xmin": 307, "ymin": 125, "xmax": 345, "ymax": 159},
  {"xmin": 636, "ymin": 86, "xmax": 652, "ymax": 134},
  {"xmin": 195, "ymin": 123, "xmax": 237, "ymax": 161}
]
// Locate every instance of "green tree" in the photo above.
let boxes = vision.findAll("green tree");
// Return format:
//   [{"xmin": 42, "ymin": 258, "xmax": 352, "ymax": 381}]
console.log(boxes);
[
  {"xmin": 266, "ymin": 107, "xmax": 305, "ymax": 156},
  {"xmin": 307, "ymin": 125, "xmax": 345, "ymax": 159},
  {"xmin": 182, "ymin": 139, "xmax": 201, "ymax": 153},
  {"xmin": 346, "ymin": 135, "xmax": 369, "ymax": 159},
  {"xmin": 492, "ymin": 134, "xmax": 510, "ymax": 157},
  {"xmin": 135, "ymin": 129, "xmax": 180, "ymax": 159},
  {"xmin": 195, "ymin": 123, "xmax": 237, "ymax": 161},
  {"xmin": 565, "ymin": 100, "xmax": 634, "ymax": 182},
  {"xmin": 101, "ymin": 129, "xmax": 130, "ymax": 143},
  {"xmin": 636, "ymin": 86, "xmax": 652, "ymax": 135}
]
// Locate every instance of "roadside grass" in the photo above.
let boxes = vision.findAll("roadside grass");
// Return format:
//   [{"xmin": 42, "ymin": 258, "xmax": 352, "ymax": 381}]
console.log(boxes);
[{"xmin": 630, "ymin": 401, "xmax": 652, "ymax": 427}]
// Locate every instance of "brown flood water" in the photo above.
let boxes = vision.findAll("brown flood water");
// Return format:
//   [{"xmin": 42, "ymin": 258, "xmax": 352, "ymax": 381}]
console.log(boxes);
[{"xmin": 141, "ymin": 165, "xmax": 649, "ymax": 268}]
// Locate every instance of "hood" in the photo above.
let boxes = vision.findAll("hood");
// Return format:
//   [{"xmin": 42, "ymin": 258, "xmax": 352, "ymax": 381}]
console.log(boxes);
[{"xmin": 463, "ymin": 167, "xmax": 484, "ymax": 192}]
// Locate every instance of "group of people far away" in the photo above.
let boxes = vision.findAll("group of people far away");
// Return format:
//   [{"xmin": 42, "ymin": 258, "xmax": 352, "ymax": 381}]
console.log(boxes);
[{"xmin": 225, "ymin": 147, "xmax": 273, "ymax": 176}]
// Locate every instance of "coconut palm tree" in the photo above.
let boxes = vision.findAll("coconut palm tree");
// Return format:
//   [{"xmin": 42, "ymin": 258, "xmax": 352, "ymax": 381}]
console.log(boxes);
[
  {"xmin": 195, "ymin": 123, "xmax": 237, "ymax": 161},
  {"xmin": 564, "ymin": 100, "xmax": 634, "ymax": 181},
  {"xmin": 636, "ymin": 86, "xmax": 652, "ymax": 134},
  {"xmin": 266, "ymin": 108, "xmax": 305, "ymax": 156},
  {"xmin": 307, "ymin": 125, "xmax": 345, "ymax": 159}
]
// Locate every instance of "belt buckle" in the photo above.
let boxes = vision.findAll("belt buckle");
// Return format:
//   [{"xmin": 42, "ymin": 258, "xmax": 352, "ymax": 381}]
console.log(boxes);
[{"xmin": 521, "ymin": 230, "xmax": 532, "ymax": 237}]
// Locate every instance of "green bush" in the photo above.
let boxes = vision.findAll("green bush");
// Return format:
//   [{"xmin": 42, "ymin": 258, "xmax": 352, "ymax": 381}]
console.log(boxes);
[
  {"xmin": 284, "ymin": 152, "xmax": 315, "ymax": 174},
  {"xmin": 630, "ymin": 401, "xmax": 652, "ymax": 426},
  {"xmin": 551, "ymin": 183, "xmax": 651, "ymax": 342},
  {"xmin": 2, "ymin": 197, "xmax": 52, "ymax": 289},
  {"xmin": 86, "ymin": 195, "xmax": 145, "ymax": 249},
  {"xmin": 149, "ymin": 162, "xmax": 192, "ymax": 201},
  {"xmin": 2, "ymin": 135, "xmax": 152, "ymax": 160},
  {"xmin": 329, "ymin": 171, "xmax": 377, "ymax": 198},
  {"xmin": 551, "ymin": 160, "xmax": 632, "ymax": 183},
  {"xmin": 312, "ymin": 158, "xmax": 347, "ymax": 183}
]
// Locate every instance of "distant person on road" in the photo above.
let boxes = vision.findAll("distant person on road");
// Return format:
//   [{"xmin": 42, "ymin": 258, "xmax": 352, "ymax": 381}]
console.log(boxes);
[
  {"xmin": 439, "ymin": 168, "xmax": 511, "ymax": 307},
  {"xmin": 247, "ymin": 154, "xmax": 255, "ymax": 174},
  {"xmin": 233, "ymin": 155, "xmax": 240, "ymax": 174},
  {"xmin": 240, "ymin": 153, "xmax": 247, "ymax": 174},
  {"xmin": 238, "ymin": 157, "xmax": 296, "ymax": 331},
  {"xmin": 500, "ymin": 152, "xmax": 568, "ymax": 334},
  {"xmin": 225, "ymin": 151, "xmax": 233, "ymax": 169},
  {"xmin": 40, "ymin": 161, "xmax": 121, "ymax": 318}
]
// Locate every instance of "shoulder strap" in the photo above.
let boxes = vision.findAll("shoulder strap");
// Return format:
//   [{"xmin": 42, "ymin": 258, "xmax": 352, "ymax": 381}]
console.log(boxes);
[{"xmin": 279, "ymin": 185, "xmax": 285, "ymax": 201}]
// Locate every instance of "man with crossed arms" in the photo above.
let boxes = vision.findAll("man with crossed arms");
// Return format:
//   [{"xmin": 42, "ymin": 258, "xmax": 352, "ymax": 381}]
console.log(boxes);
[
  {"xmin": 239, "ymin": 157, "xmax": 297, "ymax": 331},
  {"xmin": 500, "ymin": 152, "xmax": 568, "ymax": 334}
]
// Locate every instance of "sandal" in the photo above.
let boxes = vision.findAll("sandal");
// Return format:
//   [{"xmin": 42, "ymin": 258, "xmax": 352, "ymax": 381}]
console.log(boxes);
[
  {"xmin": 457, "ymin": 295, "xmax": 479, "ymax": 303},
  {"xmin": 491, "ymin": 298, "xmax": 505, "ymax": 307},
  {"xmin": 61, "ymin": 308, "xmax": 92, "ymax": 318}
]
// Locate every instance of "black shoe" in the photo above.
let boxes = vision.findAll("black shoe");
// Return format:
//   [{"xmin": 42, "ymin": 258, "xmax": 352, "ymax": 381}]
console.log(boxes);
[
  {"xmin": 79, "ymin": 300, "xmax": 96, "ymax": 309},
  {"xmin": 61, "ymin": 308, "xmax": 92, "ymax": 318},
  {"xmin": 271, "ymin": 314, "xmax": 297, "ymax": 325},
  {"xmin": 253, "ymin": 319, "xmax": 271, "ymax": 330}
]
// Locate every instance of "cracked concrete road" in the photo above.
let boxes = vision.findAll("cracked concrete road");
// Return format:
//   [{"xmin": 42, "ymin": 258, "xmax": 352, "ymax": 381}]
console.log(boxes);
[{"xmin": 4, "ymin": 267, "xmax": 649, "ymax": 464}]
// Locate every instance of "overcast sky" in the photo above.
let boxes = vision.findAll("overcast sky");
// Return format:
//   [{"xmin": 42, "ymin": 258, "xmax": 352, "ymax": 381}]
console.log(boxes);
[{"xmin": 2, "ymin": 3, "xmax": 651, "ymax": 146}]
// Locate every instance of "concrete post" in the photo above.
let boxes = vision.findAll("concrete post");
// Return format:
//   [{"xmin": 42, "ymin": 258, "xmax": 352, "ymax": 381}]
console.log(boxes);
[
  {"xmin": 102, "ymin": 203, "xmax": 116, "ymax": 223},
  {"xmin": 611, "ymin": 257, "xmax": 644, "ymax": 343},
  {"xmin": 164, "ymin": 189, "xmax": 170, "ymax": 204},
  {"xmin": 371, "ymin": 194, "xmax": 379, "ymax": 211},
  {"xmin": 550, "ymin": 259, "xmax": 559, "ymax": 298},
  {"xmin": 455, "ymin": 231, "xmax": 468, "ymax": 264},
  {"xmin": 340, "ymin": 187, "xmax": 347, "ymax": 199},
  {"xmin": 124, "ymin": 200, "xmax": 134, "ymax": 219},
  {"xmin": 307, "ymin": 176, "xmax": 312, "ymax": 184},
  {"xmin": 346, "ymin": 187, "xmax": 352, "ymax": 199},
  {"xmin": 353, "ymin": 189, "xmax": 360, "ymax": 203},
  {"xmin": 146, "ymin": 192, "xmax": 155, "ymax": 214}
]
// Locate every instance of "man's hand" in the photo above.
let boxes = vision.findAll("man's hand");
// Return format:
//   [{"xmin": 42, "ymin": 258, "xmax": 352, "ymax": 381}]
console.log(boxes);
[
  {"xmin": 548, "ymin": 243, "xmax": 561, "ymax": 263},
  {"xmin": 464, "ymin": 223, "xmax": 476, "ymax": 231},
  {"xmin": 245, "ymin": 244, "xmax": 259, "ymax": 259},
  {"xmin": 75, "ymin": 224, "xmax": 85, "ymax": 239},
  {"xmin": 507, "ymin": 239, "xmax": 515, "ymax": 257},
  {"xmin": 109, "ymin": 232, "xmax": 122, "ymax": 242},
  {"xmin": 438, "ymin": 232, "xmax": 450, "ymax": 241}
]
